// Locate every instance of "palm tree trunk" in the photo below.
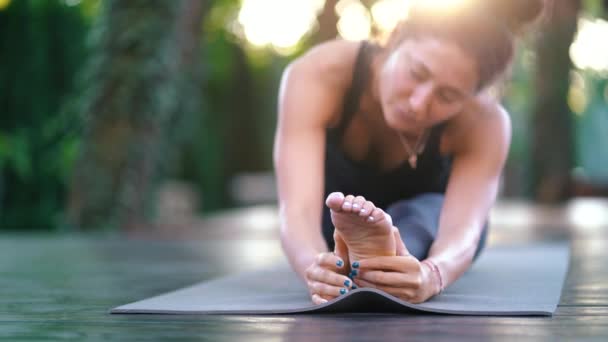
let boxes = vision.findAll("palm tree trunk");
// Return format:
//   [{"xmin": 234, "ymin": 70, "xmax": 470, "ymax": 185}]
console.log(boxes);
[
  {"xmin": 531, "ymin": 0, "xmax": 581, "ymax": 203},
  {"xmin": 67, "ymin": 0, "xmax": 205, "ymax": 230}
]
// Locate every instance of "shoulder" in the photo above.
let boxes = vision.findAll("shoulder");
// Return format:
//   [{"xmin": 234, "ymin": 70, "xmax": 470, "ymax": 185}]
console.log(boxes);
[
  {"xmin": 445, "ymin": 94, "xmax": 512, "ymax": 159},
  {"xmin": 282, "ymin": 39, "xmax": 362, "ymax": 99},
  {"xmin": 278, "ymin": 39, "xmax": 365, "ymax": 128},
  {"xmin": 287, "ymin": 39, "xmax": 361, "ymax": 86}
]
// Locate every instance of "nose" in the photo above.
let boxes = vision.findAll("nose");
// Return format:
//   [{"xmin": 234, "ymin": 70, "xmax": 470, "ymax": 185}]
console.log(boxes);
[{"xmin": 408, "ymin": 83, "xmax": 433, "ymax": 120}]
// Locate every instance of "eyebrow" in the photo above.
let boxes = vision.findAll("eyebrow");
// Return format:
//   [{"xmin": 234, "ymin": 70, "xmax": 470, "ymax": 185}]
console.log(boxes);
[{"xmin": 410, "ymin": 56, "xmax": 467, "ymax": 98}]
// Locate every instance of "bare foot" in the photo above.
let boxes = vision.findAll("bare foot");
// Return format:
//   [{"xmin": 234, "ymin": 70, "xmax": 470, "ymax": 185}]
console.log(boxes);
[{"xmin": 326, "ymin": 192, "xmax": 397, "ymax": 262}]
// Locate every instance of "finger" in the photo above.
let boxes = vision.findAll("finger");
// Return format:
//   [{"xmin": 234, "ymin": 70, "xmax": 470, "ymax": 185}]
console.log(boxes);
[
  {"xmin": 316, "ymin": 251, "xmax": 341, "ymax": 270},
  {"xmin": 351, "ymin": 196, "xmax": 366, "ymax": 213},
  {"xmin": 342, "ymin": 195, "xmax": 355, "ymax": 212},
  {"xmin": 358, "ymin": 270, "xmax": 422, "ymax": 288},
  {"xmin": 333, "ymin": 233, "xmax": 350, "ymax": 273},
  {"xmin": 311, "ymin": 293, "xmax": 328, "ymax": 305},
  {"xmin": 359, "ymin": 200, "xmax": 375, "ymax": 218},
  {"xmin": 355, "ymin": 278, "xmax": 415, "ymax": 301},
  {"xmin": 319, "ymin": 293, "xmax": 334, "ymax": 301},
  {"xmin": 308, "ymin": 280, "xmax": 349, "ymax": 298},
  {"xmin": 357, "ymin": 256, "xmax": 418, "ymax": 273},
  {"xmin": 316, "ymin": 251, "xmax": 346, "ymax": 274},
  {"xmin": 392, "ymin": 227, "xmax": 410, "ymax": 256},
  {"xmin": 313, "ymin": 254, "xmax": 354, "ymax": 289}
]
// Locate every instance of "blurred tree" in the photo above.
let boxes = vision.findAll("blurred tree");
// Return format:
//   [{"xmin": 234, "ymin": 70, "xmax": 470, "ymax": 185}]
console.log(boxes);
[
  {"xmin": 312, "ymin": 0, "xmax": 339, "ymax": 44},
  {"xmin": 0, "ymin": 0, "xmax": 88, "ymax": 230},
  {"xmin": 177, "ymin": 0, "xmax": 291, "ymax": 211},
  {"xmin": 179, "ymin": 27, "xmax": 255, "ymax": 212},
  {"xmin": 531, "ymin": 0, "xmax": 582, "ymax": 203},
  {"xmin": 67, "ymin": 0, "xmax": 206, "ymax": 230}
]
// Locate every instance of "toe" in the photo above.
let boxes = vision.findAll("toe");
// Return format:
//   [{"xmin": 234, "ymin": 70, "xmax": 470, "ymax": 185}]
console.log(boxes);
[
  {"xmin": 367, "ymin": 207, "xmax": 390, "ymax": 224},
  {"xmin": 342, "ymin": 195, "xmax": 355, "ymax": 212},
  {"xmin": 352, "ymin": 196, "xmax": 365, "ymax": 213},
  {"xmin": 359, "ymin": 200, "xmax": 375, "ymax": 217},
  {"xmin": 326, "ymin": 192, "xmax": 345, "ymax": 211}
]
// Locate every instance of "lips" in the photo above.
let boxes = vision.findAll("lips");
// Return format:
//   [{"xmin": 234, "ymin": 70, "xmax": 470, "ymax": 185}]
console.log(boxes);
[{"xmin": 395, "ymin": 105, "xmax": 415, "ymax": 122}]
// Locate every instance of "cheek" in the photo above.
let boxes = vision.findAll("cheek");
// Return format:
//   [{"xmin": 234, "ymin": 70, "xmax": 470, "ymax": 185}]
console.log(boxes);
[
  {"xmin": 431, "ymin": 103, "xmax": 463, "ymax": 123},
  {"xmin": 379, "ymin": 75, "xmax": 392, "ymax": 105},
  {"xmin": 378, "ymin": 69, "xmax": 393, "ymax": 107},
  {"xmin": 380, "ymin": 59, "xmax": 409, "ymax": 104}
]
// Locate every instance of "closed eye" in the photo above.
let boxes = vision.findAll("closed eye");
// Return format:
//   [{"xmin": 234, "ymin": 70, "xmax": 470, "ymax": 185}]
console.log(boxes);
[
  {"xmin": 438, "ymin": 90, "xmax": 459, "ymax": 103},
  {"xmin": 409, "ymin": 66, "xmax": 426, "ymax": 81}
]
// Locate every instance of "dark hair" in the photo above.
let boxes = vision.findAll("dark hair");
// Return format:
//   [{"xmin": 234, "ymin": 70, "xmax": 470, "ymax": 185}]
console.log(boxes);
[{"xmin": 384, "ymin": 0, "xmax": 545, "ymax": 90}]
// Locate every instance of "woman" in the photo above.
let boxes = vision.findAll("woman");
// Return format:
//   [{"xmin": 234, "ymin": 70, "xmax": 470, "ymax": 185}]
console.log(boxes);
[{"xmin": 273, "ymin": 0, "xmax": 544, "ymax": 305}]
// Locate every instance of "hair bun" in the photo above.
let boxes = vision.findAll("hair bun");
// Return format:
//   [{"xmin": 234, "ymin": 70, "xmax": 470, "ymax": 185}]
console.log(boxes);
[{"xmin": 484, "ymin": 0, "xmax": 545, "ymax": 34}]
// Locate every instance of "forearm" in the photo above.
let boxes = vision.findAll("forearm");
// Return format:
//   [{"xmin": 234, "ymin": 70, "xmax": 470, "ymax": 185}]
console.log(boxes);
[
  {"xmin": 279, "ymin": 208, "xmax": 329, "ymax": 279},
  {"xmin": 424, "ymin": 224, "xmax": 483, "ymax": 291}
]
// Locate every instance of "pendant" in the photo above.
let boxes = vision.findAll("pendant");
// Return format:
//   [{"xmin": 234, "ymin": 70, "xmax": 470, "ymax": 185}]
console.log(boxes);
[{"xmin": 408, "ymin": 155, "xmax": 418, "ymax": 169}]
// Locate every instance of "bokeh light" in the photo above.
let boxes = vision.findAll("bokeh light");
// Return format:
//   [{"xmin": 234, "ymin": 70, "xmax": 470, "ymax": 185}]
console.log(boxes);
[
  {"xmin": 237, "ymin": 0, "xmax": 325, "ymax": 52},
  {"xmin": 0, "ymin": 0, "xmax": 11, "ymax": 11},
  {"xmin": 336, "ymin": 0, "xmax": 372, "ymax": 41},
  {"xmin": 235, "ymin": 0, "xmax": 476, "ymax": 51},
  {"xmin": 568, "ymin": 71, "xmax": 589, "ymax": 116},
  {"xmin": 412, "ymin": 0, "xmax": 469, "ymax": 12},
  {"xmin": 570, "ymin": 17, "xmax": 608, "ymax": 73},
  {"xmin": 64, "ymin": 0, "xmax": 82, "ymax": 6},
  {"xmin": 371, "ymin": 0, "xmax": 410, "ymax": 37},
  {"xmin": 568, "ymin": 198, "xmax": 608, "ymax": 230}
]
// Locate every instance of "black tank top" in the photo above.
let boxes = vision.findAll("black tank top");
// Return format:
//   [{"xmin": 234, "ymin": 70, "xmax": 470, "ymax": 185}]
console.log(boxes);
[{"xmin": 321, "ymin": 41, "xmax": 453, "ymax": 248}]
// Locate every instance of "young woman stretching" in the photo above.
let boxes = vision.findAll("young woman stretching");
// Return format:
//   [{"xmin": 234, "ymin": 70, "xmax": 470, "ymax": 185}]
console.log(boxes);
[{"xmin": 274, "ymin": 0, "xmax": 545, "ymax": 304}]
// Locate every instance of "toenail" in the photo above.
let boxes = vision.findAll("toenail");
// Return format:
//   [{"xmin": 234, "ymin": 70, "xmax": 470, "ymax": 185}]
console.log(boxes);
[
  {"xmin": 352, "ymin": 285, "xmax": 358, "ymax": 290},
  {"xmin": 344, "ymin": 202, "xmax": 351, "ymax": 207},
  {"xmin": 352, "ymin": 261, "xmax": 360, "ymax": 269},
  {"xmin": 360, "ymin": 209, "xmax": 366, "ymax": 214},
  {"xmin": 352, "ymin": 203, "xmax": 359, "ymax": 209},
  {"xmin": 344, "ymin": 279, "xmax": 350, "ymax": 287},
  {"xmin": 350, "ymin": 269, "xmax": 358, "ymax": 277},
  {"xmin": 336, "ymin": 260, "xmax": 344, "ymax": 267},
  {"xmin": 367, "ymin": 216, "xmax": 375, "ymax": 222},
  {"xmin": 340, "ymin": 288, "xmax": 347, "ymax": 295}
]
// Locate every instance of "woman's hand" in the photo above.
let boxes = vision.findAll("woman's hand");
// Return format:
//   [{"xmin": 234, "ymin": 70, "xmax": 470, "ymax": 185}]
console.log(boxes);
[
  {"xmin": 351, "ymin": 228, "xmax": 441, "ymax": 304},
  {"xmin": 305, "ymin": 233, "xmax": 354, "ymax": 305}
]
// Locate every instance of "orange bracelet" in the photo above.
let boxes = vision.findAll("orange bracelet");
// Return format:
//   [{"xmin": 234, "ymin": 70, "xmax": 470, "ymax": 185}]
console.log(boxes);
[{"xmin": 422, "ymin": 259, "xmax": 444, "ymax": 295}]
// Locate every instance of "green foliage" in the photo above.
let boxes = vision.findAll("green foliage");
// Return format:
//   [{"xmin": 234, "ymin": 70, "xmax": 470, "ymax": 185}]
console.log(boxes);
[
  {"xmin": 501, "ymin": 47, "xmax": 536, "ymax": 197},
  {"xmin": 178, "ymin": 0, "xmax": 296, "ymax": 212},
  {"xmin": 68, "ymin": 0, "xmax": 194, "ymax": 229},
  {"xmin": 0, "ymin": 0, "xmax": 90, "ymax": 229},
  {"xmin": 583, "ymin": 0, "xmax": 606, "ymax": 17},
  {"xmin": 4, "ymin": 0, "xmax": 600, "ymax": 228},
  {"xmin": 575, "ymin": 74, "xmax": 608, "ymax": 184}
]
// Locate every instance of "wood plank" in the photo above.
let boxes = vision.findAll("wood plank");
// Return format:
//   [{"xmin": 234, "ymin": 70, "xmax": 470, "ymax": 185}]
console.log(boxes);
[{"xmin": 0, "ymin": 200, "xmax": 607, "ymax": 339}]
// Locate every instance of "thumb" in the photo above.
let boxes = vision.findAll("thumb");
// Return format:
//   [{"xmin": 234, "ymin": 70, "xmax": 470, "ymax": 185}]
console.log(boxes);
[
  {"xmin": 392, "ymin": 227, "xmax": 410, "ymax": 256},
  {"xmin": 333, "ymin": 231, "xmax": 350, "ymax": 267}
]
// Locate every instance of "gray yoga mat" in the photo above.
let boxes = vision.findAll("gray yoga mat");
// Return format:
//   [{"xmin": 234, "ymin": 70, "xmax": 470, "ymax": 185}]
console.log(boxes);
[{"xmin": 111, "ymin": 242, "xmax": 570, "ymax": 316}]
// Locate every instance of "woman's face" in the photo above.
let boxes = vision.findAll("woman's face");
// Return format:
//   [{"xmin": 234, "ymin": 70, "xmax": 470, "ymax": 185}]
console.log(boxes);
[{"xmin": 378, "ymin": 37, "xmax": 479, "ymax": 133}]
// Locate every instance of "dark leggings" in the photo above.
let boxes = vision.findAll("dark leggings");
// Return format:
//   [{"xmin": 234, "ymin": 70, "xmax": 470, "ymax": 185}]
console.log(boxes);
[{"xmin": 323, "ymin": 193, "xmax": 488, "ymax": 261}]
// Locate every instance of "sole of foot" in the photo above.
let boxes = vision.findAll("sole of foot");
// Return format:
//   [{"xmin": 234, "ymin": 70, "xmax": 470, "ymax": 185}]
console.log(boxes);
[{"xmin": 325, "ymin": 192, "xmax": 397, "ymax": 262}]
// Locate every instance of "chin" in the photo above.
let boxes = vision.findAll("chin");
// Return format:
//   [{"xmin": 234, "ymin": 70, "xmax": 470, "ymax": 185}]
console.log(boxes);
[
  {"xmin": 382, "ymin": 100, "xmax": 412, "ymax": 128},
  {"xmin": 385, "ymin": 110, "xmax": 415, "ymax": 132}
]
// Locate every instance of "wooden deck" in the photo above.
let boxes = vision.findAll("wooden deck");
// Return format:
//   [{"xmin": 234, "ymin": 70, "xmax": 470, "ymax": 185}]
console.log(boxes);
[{"xmin": 1, "ymin": 199, "xmax": 607, "ymax": 340}]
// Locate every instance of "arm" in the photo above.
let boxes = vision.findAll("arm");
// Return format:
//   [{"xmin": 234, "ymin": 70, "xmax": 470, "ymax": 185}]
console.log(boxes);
[
  {"xmin": 274, "ymin": 62, "xmax": 329, "ymax": 277},
  {"xmin": 274, "ymin": 41, "xmax": 357, "ymax": 282},
  {"xmin": 424, "ymin": 103, "xmax": 512, "ymax": 292},
  {"xmin": 353, "ymin": 102, "xmax": 511, "ymax": 303}
]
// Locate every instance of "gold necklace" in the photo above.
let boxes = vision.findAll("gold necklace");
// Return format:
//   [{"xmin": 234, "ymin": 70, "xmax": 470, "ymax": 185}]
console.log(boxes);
[{"xmin": 397, "ymin": 129, "xmax": 430, "ymax": 169}]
